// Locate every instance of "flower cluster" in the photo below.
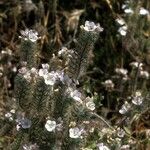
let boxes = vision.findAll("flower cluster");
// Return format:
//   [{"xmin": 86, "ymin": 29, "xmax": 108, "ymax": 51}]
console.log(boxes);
[
  {"xmin": 5, "ymin": 111, "xmax": 14, "ymax": 121},
  {"xmin": 122, "ymin": 2, "xmax": 149, "ymax": 15},
  {"xmin": 58, "ymin": 47, "xmax": 74, "ymax": 57},
  {"xmin": 18, "ymin": 66, "xmax": 38, "ymax": 82},
  {"xmin": 130, "ymin": 62, "xmax": 143, "ymax": 70},
  {"xmin": 39, "ymin": 63, "xmax": 72, "ymax": 86},
  {"xmin": 116, "ymin": 17, "xmax": 128, "ymax": 36},
  {"xmin": 19, "ymin": 29, "xmax": 40, "ymax": 42},
  {"xmin": 80, "ymin": 21, "xmax": 103, "ymax": 32},
  {"xmin": 130, "ymin": 61, "xmax": 149, "ymax": 79}
]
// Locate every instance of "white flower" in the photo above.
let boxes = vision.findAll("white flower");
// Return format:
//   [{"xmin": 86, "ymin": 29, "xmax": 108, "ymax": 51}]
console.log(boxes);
[
  {"xmin": 120, "ymin": 145, "xmax": 130, "ymax": 150},
  {"xmin": 139, "ymin": 7, "xmax": 149, "ymax": 15},
  {"xmin": 12, "ymin": 67, "xmax": 17, "ymax": 72},
  {"xmin": 18, "ymin": 67, "xmax": 28, "ymax": 74},
  {"xmin": 70, "ymin": 89, "xmax": 82, "ymax": 103},
  {"xmin": 103, "ymin": 79, "xmax": 114, "ymax": 89},
  {"xmin": 130, "ymin": 62, "xmax": 143, "ymax": 69},
  {"xmin": 45, "ymin": 120, "xmax": 56, "ymax": 132},
  {"xmin": 44, "ymin": 72, "xmax": 57, "ymax": 85},
  {"xmin": 97, "ymin": 143, "xmax": 110, "ymax": 150},
  {"xmin": 116, "ymin": 18, "xmax": 125, "ymax": 25},
  {"xmin": 16, "ymin": 124, "xmax": 21, "ymax": 131},
  {"xmin": 30, "ymin": 67, "xmax": 38, "ymax": 74},
  {"xmin": 118, "ymin": 25, "xmax": 128, "ymax": 36},
  {"xmin": 115, "ymin": 68, "xmax": 128, "ymax": 76},
  {"xmin": 139, "ymin": 70, "xmax": 149, "ymax": 79},
  {"xmin": 69, "ymin": 127, "xmax": 82, "ymax": 138},
  {"xmin": 42, "ymin": 63, "xmax": 49, "ymax": 70},
  {"xmin": 85, "ymin": 97, "xmax": 95, "ymax": 111},
  {"xmin": 122, "ymin": 4, "xmax": 127, "ymax": 9},
  {"xmin": 119, "ymin": 101, "xmax": 131, "ymax": 114},
  {"xmin": 5, "ymin": 112, "xmax": 13, "ymax": 121},
  {"xmin": 23, "ymin": 72, "xmax": 31, "ymax": 81},
  {"xmin": 80, "ymin": 21, "xmax": 103, "ymax": 32},
  {"xmin": 38, "ymin": 68, "xmax": 48, "ymax": 77},
  {"xmin": 132, "ymin": 91, "xmax": 143, "ymax": 105},
  {"xmin": 10, "ymin": 109, "xmax": 15, "ymax": 114},
  {"xmin": 117, "ymin": 128, "xmax": 125, "ymax": 138},
  {"xmin": 124, "ymin": 8, "xmax": 133, "ymax": 14},
  {"xmin": 23, "ymin": 143, "xmax": 39, "ymax": 150},
  {"xmin": 58, "ymin": 47, "xmax": 68, "ymax": 56},
  {"xmin": 86, "ymin": 101, "xmax": 95, "ymax": 111},
  {"xmin": 19, "ymin": 29, "xmax": 40, "ymax": 42}
]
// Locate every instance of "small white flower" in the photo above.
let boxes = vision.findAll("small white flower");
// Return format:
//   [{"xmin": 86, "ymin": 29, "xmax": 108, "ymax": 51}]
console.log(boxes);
[
  {"xmin": 12, "ymin": 67, "xmax": 17, "ymax": 72},
  {"xmin": 85, "ymin": 97, "xmax": 95, "ymax": 111},
  {"xmin": 0, "ymin": 72, "xmax": 3, "ymax": 77},
  {"xmin": 119, "ymin": 101, "xmax": 131, "ymax": 114},
  {"xmin": 103, "ymin": 79, "xmax": 114, "ymax": 90},
  {"xmin": 80, "ymin": 21, "xmax": 103, "ymax": 32},
  {"xmin": 58, "ymin": 47, "xmax": 68, "ymax": 56},
  {"xmin": 23, "ymin": 143, "xmax": 39, "ymax": 150},
  {"xmin": 120, "ymin": 144, "xmax": 130, "ymax": 150},
  {"xmin": 23, "ymin": 72, "xmax": 31, "ymax": 81},
  {"xmin": 122, "ymin": 4, "xmax": 127, "ymax": 9},
  {"xmin": 124, "ymin": 8, "xmax": 133, "ymax": 14},
  {"xmin": 45, "ymin": 120, "xmax": 56, "ymax": 132},
  {"xmin": 69, "ymin": 127, "xmax": 82, "ymax": 138},
  {"xmin": 139, "ymin": 70, "xmax": 149, "ymax": 79},
  {"xmin": 117, "ymin": 128, "xmax": 125, "ymax": 138},
  {"xmin": 130, "ymin": 62, "xmax": 143, "ymax": 69},
  {"xmin": 16, "ymin": 124, "xmax": 21, "ymax": 131},
  {"xmin": 115, "ymin": 68, "xmax": 128, "ymax": 76},
  {"xmin": 116, "ymin": 18, "xmax": 125, "ymax": 25},
  {"xmin": 70, "ymin": 89, "xmax": 82, "ymax": 103},
  {"xmin": 19, "ymin": 29, "xmax": 40, "ymax": 42},
  {"xmin": 118, "ymin": 25, "xmax": 128, "ymax": 36},
  {"xmin": 86, "ymin": 101, "xmax": 95, "ymax": 111},
  {"xmin": 97, "ymin": 143, "xmax": 110, "ymax": 150},
  {"xmin": 18, "ymin": 67, "xmax": 28, "ymax": 74},
  {"xmin": 42, "ymin": 63, "xmax": 49, "ymax": 70},
  {"xmin": 139, "ymin": 7, "xmax": 149, "ymax": 15},
  {"xmin": 5, "ymin": 112, "xmax": 13, "ymax": 121},
  {"xmin": 10, "ymin": 109, "xmax": 15, "ymax": 114},
  {"xmin": 38, "ymin": 68, "xmax": 48, "ymax": 77},
  {"xmin": 44, "ymin": 72, "xmax": 56, "ymax": 85},
  {"xmin": 30, "ymin": 68, "xmax": 38, "ymax": 78},
  {"xmin": 132, "ymin": 91, "xmax": 143, "ymax": 105}
]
